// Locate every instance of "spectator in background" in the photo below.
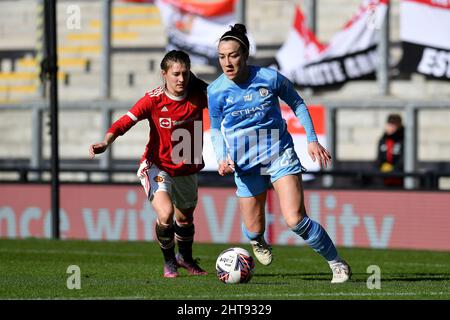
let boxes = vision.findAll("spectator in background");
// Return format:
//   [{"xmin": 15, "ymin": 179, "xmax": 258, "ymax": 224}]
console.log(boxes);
[{"xmin": 376, "ymin": 113, "xmax": 404, "ymax": 187}]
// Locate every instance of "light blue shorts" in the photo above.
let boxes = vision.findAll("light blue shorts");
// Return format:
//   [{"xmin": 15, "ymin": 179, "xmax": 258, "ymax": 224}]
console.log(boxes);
[{"xmin": 234, "ymin": 147, "xmax": 305, "ymax": 198}]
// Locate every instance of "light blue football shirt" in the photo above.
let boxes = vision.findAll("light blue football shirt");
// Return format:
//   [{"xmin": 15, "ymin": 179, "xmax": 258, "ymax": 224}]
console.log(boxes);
[{"xmin": 207, "ymin": 65, "xmax": 317, "ymax": 174}]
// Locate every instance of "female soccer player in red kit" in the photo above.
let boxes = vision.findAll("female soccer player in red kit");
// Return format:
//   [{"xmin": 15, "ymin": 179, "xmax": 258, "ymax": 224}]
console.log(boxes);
[{"xmin": 89, "ymin": 50, "xmax": 208, "ymax": 278}]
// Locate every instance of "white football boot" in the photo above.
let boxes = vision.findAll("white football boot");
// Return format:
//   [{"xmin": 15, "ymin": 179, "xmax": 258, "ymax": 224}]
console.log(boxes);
[
  {"xmin": 250, "ymin": 238, "xmax": 273, "ymax": 266},
  {"xmin": 330, "ymin": 259, "xmax": 352, "ymax": 283}
]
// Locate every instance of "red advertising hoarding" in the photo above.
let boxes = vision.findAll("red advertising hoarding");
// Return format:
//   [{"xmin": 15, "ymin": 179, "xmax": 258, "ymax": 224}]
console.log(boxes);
[{"xmin": 1, "ymin": 184, "xmax": 449, "ymax": 251}]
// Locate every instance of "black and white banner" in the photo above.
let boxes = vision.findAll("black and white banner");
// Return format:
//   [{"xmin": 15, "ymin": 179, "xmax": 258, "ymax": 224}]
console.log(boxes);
[
  {"xmin": 397, "ymin": 0, "xmax": 450, "ymax": 80},
  {"xmin": 275, "ymin": 0, "xmax": 387, "ymax": 88},
  {"xmin": 155, "ymin": 0, "xmax": 255, "ymax": 66}
]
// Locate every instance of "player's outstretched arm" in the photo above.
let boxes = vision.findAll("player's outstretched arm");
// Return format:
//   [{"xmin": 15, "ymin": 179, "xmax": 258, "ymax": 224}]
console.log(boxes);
[{"xmin": 89, "ymin": 132, "xmax": 116, "ymax": 159}]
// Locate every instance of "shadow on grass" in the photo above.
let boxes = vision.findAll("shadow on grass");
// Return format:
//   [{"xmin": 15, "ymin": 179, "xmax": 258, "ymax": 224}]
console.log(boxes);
[
  {"xmin": 254, "ymin": 272, "xmax": 337, "ymax": 282},
  {"xmin": 254, "ymin": 272, "xmax": 450, "ymax": 283},
  {"xmin": 380, "ymin": 273, "xmax": 450, "ymax": 282}
]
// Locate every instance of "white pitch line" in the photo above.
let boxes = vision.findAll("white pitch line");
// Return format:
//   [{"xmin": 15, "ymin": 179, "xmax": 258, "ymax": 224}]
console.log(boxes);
[
  {"xmin": 5, "ymin": 297, "xmax": 148, "ymax": 300},
  {"xmin": 383, "ymin": 262, "xmax": 449, "ymax": 268},
  {"xmin": 4, "ymin": 292, "xmax": 449, "ymax": 300},
  {"xmin": 184, "ymin": 291, "xmax": 449, "ymax": 298},
  {"xmin": 290, "ymin": 258, "xmax": 449, "ymax": 268}
]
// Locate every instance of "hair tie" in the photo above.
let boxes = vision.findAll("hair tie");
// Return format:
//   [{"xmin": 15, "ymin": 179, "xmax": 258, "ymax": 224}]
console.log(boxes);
[{"xmin": 220, "ymin": 35, "xmax": 249, "ymax": 51}]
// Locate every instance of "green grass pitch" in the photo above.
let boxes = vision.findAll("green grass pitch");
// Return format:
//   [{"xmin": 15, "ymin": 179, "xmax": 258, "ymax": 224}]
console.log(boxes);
[{"xmin": 0, "ymin": 238, "xmax": 449, "ymax": 300}]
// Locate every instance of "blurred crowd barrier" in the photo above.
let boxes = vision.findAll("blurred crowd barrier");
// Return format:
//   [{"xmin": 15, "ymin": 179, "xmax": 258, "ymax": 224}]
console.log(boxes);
[{"xmin": 1, "ymin": 183, "xmax": 449, "ymax": 251}]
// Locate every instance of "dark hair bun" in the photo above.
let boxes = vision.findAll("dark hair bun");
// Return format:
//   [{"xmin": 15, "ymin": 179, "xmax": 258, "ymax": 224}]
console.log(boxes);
[{"xmin": 232, "ymin": 23, "xmax": 247, "ymax": 35}]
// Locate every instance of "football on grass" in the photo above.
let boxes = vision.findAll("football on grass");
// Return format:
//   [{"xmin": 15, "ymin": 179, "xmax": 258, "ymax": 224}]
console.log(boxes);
[{"xmin": 215, "ymin": 247, "xmax": 255, "ymax": 284}]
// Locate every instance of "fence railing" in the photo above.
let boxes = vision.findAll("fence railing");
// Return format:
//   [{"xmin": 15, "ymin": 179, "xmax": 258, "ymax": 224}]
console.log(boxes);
[
  {"xmin": 1, "ymin": 166, "xmax": 449, "ymax": 191},
  {"xmin": 1, "ymin": 99, "xmax": 450, "ymax": 190}
]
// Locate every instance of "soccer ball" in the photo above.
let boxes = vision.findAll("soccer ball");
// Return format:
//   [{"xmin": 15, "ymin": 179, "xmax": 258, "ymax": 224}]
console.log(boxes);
[{"xmin": 215, "ymin": 247, "xmax": 255, "ymax": 284}]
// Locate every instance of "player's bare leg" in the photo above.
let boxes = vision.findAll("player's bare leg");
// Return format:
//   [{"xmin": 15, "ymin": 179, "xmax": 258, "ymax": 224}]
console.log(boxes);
[
  {"xmin": 240, "ymin": 192, "xmax": 273, "ymax": 266},
  {"xmin": 273, "ymin": 174, "xmax": 351, "ymax": 283}
]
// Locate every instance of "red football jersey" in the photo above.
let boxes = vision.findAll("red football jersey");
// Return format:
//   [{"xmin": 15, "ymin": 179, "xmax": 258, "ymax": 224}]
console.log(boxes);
[{"xmin": 108, "ymin": 86, "xmax": 207, "ymax": 176}]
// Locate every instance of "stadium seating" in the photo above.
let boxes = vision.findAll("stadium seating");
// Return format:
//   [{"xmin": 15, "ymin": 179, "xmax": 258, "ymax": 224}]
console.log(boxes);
[{"xmin": 0, "ymin": 0, "xmax": 449, "ymax": 188}]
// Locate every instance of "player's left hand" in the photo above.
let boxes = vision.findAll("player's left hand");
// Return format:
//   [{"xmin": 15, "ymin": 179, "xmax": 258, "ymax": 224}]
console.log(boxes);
[
  {"xmin": 308, "ymin": 141, "xmax": 332, "ymax": 169},
  {"xmin": 218, "ymin": 158, "xmax": 235, "ymax": 176}
]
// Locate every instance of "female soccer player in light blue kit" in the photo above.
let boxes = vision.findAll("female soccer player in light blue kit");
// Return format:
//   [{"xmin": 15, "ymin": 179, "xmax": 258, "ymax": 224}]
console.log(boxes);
[{"xmin": 207, "ymin": 24, "xmax": 351, "ymax": 283}]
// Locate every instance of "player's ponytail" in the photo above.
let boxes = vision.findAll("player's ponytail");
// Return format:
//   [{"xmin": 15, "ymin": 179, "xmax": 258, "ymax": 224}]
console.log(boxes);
[{"xmin": 231, "ymin": 24, "xmax": 247, "ymax": 36}]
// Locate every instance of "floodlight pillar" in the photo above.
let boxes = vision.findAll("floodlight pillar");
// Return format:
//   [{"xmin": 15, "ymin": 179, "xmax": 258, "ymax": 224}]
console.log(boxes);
[{"xmin": 44, "ymin": 0, "xmax": 60, "ymax": 239}]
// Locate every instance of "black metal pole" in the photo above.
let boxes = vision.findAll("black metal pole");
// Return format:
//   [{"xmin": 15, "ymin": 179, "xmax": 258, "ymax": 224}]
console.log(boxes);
[{"xmin": 44, "ymin": 0, "xmax": 60, "ymax": 239}]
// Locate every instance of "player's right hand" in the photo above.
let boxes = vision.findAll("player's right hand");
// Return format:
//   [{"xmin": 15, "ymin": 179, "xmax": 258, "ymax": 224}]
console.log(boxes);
[{"xmin": 89, "ymin": 142, "xmax": 108, "ymax": 159}]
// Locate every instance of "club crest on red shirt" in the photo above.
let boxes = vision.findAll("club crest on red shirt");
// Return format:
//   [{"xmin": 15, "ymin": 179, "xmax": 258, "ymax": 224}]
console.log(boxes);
[{"xmin": 159, "ymin": 118, "xmax": 172, "ymax": 128}]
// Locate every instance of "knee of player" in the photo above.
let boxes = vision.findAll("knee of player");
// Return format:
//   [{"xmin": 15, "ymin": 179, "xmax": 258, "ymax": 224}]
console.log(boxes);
[
  {"xmin": 152, "ymin": 205, "xmax": 176, "ymax": 224},
  {"xmin": 175, "ymin": 208, "xmax": 195, "ymax": 225},
  {"xmin": 155, "ymin": 212, "xmax": 175, "ymax": 226},
  {"xmin": 176, "ymin": 216, "xmax": 194, "ymax": 226},
  {"xmin": 285, "ymin": 214, "xmax": 307, "ymax": 229}
]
